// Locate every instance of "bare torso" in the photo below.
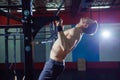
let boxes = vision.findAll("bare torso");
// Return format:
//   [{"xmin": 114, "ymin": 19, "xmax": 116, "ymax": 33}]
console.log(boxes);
[{"xmin": 50, "ymin": 27, "xmax": 83, "ymax": 62}]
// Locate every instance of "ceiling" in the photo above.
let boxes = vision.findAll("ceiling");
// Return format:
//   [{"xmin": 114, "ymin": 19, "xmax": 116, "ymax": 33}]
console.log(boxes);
[{"xmin": 0, "ymin": 0, "xmax": 120, "ymax": 14}]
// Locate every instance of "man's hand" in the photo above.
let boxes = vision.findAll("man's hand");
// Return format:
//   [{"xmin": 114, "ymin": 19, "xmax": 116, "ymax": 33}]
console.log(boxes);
[{"xmin": 55, "ymin": 19, "xmax": 63, "ymax": 27}]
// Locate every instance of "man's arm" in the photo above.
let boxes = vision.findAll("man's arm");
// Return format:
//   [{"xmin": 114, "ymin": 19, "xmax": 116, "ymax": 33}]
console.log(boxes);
[
  {"xmin": 57, "ymin": 31, "xmax": 69, "ymax": 51},
  {"xmin": 55, "ymin": 20, "xmax": 70, "ymax": 51}
]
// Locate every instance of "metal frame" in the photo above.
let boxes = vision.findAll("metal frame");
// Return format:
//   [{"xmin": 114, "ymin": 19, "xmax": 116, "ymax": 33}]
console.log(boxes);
[
  {"xmin": 22, "ymin": 0, "xmax": 34, "ymax": 79},
  {"xmin": 0, "ymin": 0, "xmax": 65, "ymax": 80}
]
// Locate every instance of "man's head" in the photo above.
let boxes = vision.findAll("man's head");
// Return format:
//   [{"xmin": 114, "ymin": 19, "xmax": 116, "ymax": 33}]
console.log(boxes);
[
  {"xmin": 78, "ymin": 18, "xmax": 98, "ymax": 35},
  {"xmin": 83, "ymin": 21, "xmax": 98, "ymax": 35}
]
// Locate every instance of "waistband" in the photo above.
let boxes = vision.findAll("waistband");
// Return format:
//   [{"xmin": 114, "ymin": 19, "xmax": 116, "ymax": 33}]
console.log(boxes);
[{"xmin": 48, "ymin": 58, "xmax": 65, "ymax": 66}]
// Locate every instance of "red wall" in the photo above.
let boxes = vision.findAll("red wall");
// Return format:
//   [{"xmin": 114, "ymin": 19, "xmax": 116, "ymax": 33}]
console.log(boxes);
[
  {"xmin": 0, "ymin": 9, "xmax": 120, "ymax": 26},
  {"xmin": 0, "ymin": 62, "xmax": 120, "ymax": 70},
  {"xmin": 60, "ymin": 10, "xmax": 120, "ymax": 24},
  {"xmin": 0, "ymin": 13, "xmax": 21, "ymax": 25}
]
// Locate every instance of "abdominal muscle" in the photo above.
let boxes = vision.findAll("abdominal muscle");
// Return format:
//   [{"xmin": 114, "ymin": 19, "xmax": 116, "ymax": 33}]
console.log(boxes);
[
  {"xmin": 50, "ymin": 39, "xmax": 76, "ymax": 62},
  {"xmin": 50, "ymin": 45, "xmax": 68, "ymax": 62}
]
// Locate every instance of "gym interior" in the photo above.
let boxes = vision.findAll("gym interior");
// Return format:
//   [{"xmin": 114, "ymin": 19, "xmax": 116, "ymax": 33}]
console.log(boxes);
[{"xmin": 0, "ymin": 0, "xmax": 120, "ymax": 80}]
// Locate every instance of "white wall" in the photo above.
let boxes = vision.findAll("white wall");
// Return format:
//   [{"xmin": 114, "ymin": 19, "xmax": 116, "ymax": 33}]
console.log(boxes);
[{"xmin": 99, "ymin": 23, "xmax": 120, "ymax": 61}]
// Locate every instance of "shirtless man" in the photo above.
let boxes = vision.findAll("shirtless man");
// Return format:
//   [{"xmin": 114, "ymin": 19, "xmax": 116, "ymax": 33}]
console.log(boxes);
[{"xmin": 38, "ymin": 17, "xmax": 98, "ymax": 80}]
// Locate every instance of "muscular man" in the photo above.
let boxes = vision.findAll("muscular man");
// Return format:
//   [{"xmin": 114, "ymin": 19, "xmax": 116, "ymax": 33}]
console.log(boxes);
[{"xmin": 38, "ymin": 17, "xmax": 98, "ymax": 80}]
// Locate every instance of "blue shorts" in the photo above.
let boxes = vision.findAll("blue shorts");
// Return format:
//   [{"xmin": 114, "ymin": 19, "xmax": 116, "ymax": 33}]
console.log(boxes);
[{"xmin": 38, "ymin": 59, "xmax": 65, "ymax": 80}]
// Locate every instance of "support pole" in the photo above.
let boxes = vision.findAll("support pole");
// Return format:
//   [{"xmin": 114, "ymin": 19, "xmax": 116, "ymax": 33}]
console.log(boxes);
[
  {"xmin": 5, "ymin": 28, "xmax": 9, "ymax": 80},
  {"xmin": 5, "ymin": 0, "xmax": 11, "ymax": 79},
  {"xmin": 22, "ymin": 0, "xmax": 34, "ymax": 80}
]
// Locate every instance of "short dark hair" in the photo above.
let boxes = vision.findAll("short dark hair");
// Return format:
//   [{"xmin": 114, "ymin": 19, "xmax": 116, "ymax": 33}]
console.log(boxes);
[{"xmin": 83, "ymin": 21, "xmax": 98, "ymax": 35}]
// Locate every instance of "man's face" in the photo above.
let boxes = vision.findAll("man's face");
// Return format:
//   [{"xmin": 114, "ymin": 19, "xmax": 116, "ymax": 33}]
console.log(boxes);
[{"xmin": 79, "ymin": 18, "xmax": 95, "ymax": 29}]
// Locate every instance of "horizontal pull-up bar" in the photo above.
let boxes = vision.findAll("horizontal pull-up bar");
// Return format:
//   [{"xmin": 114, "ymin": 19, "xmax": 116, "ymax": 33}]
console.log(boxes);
[
  {"xmin": 0, "ymin": 25, "xmax": 22, "ymax": 28},
  {"xmin": 0, "ymin": 5, "xmax": 22, "ymax": 8},
  {"xmin": 0, "ymin": 10, "xmax": 22, "ymax": 22}
]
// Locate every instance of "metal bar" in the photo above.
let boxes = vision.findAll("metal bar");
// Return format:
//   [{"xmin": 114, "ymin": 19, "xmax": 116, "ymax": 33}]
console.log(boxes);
[
  {"xmin": 13, "ymin": 35, "xmax": 16, "ymax": 70},
  {"xmin": 51, "ymin": 0, "xmax": 65, "ymax": 36},
  {"xmin": 44, "ymin": 0, "xmax": 65, "ymax": 45},
  {"xmin": 0, "ymin": 25, "xmax": 22, "ymax": 28},
  {"xmin": 0, "ymin": 5, "xmax": 22, "ymax": 8},
  {"xmin": 0, "ymin": 10, "xmax": 21, "ymax": 22},
  {"xmin": 5, "ymin": 0, "xmax": 10, "ymax": 78},
  {"xmin": 22, "ymin": 0, "xmax": 34, "ymax": 80},
  {"xmin": 4, "ymin": 29, "xmax": 9, "ymax": 80},
  {"xmin": 0, "ymin": 33, "xmax": 23, "ymax": 36},
  {"xmin": 55, "ymin": 0, "xmax": 65, "ymax": 16},
  {"xmin": 32, "ymin": 16, "xmax": 59, "ymax": 38}
]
